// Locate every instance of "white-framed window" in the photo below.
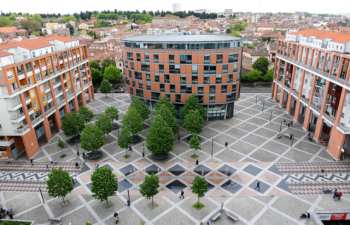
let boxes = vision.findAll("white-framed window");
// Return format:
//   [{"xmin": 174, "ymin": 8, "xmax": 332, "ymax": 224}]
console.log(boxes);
[
  {"xmin": 53, "ymin": 57, "xmax": 57, "ymax": 63},
  {"xmin": 28, "ymin": 77, "xmax": 32, "ymax": 85},
  {"xmin": 73, "ymin": 78, "xmax": 76, "ymax": 84},
  {"xmin": 39, "ymin": 49, "xmax": 42, "ymax": 55},
  {"xmin": 30, "ymin": 89, "xmax": 35, "ymax": 97},
  {"xmin": 7, "ymin": 70, "xmax": 14, "ymax": 79},
  {"xmin": 32, "ymin": 51, "xmax": 35, "ymax": 58},
  {"xmin": 33, "ymin": 100, "xmax": 38, "ymax": 108},
  {"xmin": 42, "ymin": 95, "xmax": 46, "ymax": 103},
  {"xmin": 23, "ymin": 52, "xmax": 27, "ymax": 60},
  {"xmin": 40, "ymin": 85, "xmax": 44, "ymax": 92},
  {"xmin": 333, "ymin": 84, "xmax": 336, "ymax": 90},
  {"xmin": 36, "ymin": 74, "xmax": 41, "ymax": 81},
  {"xmin": 67, "ymin": 81, "xmax": 71, "ymax": 88},
  {"xmin": 47, "ymin": 58, "xmax": 51, "ymax": 65},
  {"xmin": 51, "ymin": 47, "xmax": 54, "ymax": 52},
  {"xmin": 7, "ymin": 57, "xmax": 12, "ymax": 64}
]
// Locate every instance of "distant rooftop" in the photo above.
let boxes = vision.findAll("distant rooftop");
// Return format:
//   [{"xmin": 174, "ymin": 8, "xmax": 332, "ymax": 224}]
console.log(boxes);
[{"xmin": 120, "ymin": 34, "xmax": 241, "ymax": 43}]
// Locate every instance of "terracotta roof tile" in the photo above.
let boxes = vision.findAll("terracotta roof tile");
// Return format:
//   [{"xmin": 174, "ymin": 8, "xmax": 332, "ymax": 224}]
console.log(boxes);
[{"xmin": 290, "ymin": 29, "xmax": 350, "ymax": 43}]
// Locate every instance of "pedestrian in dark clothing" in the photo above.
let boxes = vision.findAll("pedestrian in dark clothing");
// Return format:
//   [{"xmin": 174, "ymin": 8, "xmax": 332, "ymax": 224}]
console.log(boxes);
[
  {"xmin": 255, "ymin": 181, "xmax": 260, "ymax": 191},
  {"xmin": 288, "ymin": 123, "xmax": 290, "ymax": 128},
  {"xmin": 7, "ymin": 211, "xmax": 13, "ymax": 219},
  {"xmin": 290, "ymin": 121, "xmax": 293, "ymax": 127},
  {"xmin": 82, "ymin": 152, "xmax": 86, "ymax": 160},
  {"xmin": 114, "ymin": 212, "xmax": 118, "ymax": 217},
  {"xmin": 30, "ymin": 159, "xmax": 33, "ymax": 166},
  {"xmin": 114, "ymin": 212, "xmax": 119, "ymax": 223},
  {"xmin": 128, "ymin": 145, "xmax": 132, "ymax": 151},
  {"xmin": 77, "ymin": 151, "xmax": 80, "ymax": 157},
  {"xmin": 333, "ymin": 189, "xmax": 339, "ymax": 201},
  {"xmin": 284, "ymin": 120, "xmax": 286, "ymax": 126},
  {"xmin": 225, "ymin": 142, "xmax": 228, "ymax": 148},
  {"xmin": 196, "ymin": 159, "xmax": 199, "ymax": 167},
  {"xmin": 180, "ymin": 190, "xmax": 184, "ymax": 199}
]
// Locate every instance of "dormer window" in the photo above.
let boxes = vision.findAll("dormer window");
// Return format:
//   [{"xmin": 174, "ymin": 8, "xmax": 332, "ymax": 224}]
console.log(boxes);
[
  {"xmin": 32, "ymin": 52, "xmax": 36, "ymax": 57},
  {"xmin": 39, "ymin": 49, "xmax": 42, "ymax": 55}
]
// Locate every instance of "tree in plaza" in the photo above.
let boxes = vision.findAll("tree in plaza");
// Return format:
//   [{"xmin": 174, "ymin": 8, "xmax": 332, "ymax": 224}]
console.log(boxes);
[
  {"xmin": 146, "ymin": 115, "xmax": 174, "ymax": 156},
  {"xmin": 180, "ymin": 95, "xmax": 206, "ymax": 121},
  {"xmin": 101, "ymin": 58, "xmax": 116, "ymax": 72},
  {"xmin": 95, "ymin": 112, "xmax": 112, "ymax": 138},
  {"xmin": 155, "ymin": 96, "xmax": 177, "ymax": 117},
  {"xmin": 263, "ymin": 68, "xmax": 274, "ymax": 82},
  {"xmin": 78, "ymin": 106, "xmax": 94, "ymax": 124},
  {"xmin": 231, "ymin": 30, "xmax": 242, "ymax": 38},
  {"xmin": 105, "ymin": 106, "xmax": 119, "ymax": 124},
  {"xmin": 91, "ymin": 166, "xmax": 118, "ymax": 206},
  {"xmin": 154, "ymin": 104, "xmax": 178, "ymax": 135},
  {"xmin": 46, "ymin": 167, "xmax": 74, "ymax": 204},
  {"xmin": 90, "ymin": 68, "xmax": 103, "ymax": 86},
  {"xmin": 117, "ymin": 126, "xmax": 133, "ymax": 157},
  {"xmin": 252, "ymin": 56, "xmax": 270, "ymax": 75},
  {"xmin": 89, "ymin": 60, "xmax": 100, "ymax": 70},
  {"xmin": 57, "ymin": 138, "xmax": 65, "ymax": 156},
  {"xmin": 104, "ymin": 64, "xmax": 121, "ymax": 82},
  {"xmin": 139, "ymin": 173, "xmax": 159, "ymax": 206},
  {"xmin": 191, "ymin": 175, "xmax": 208, "ymax": 207},
  {"xmin": 121, "ymin": 107, "xmax": 143, "ymax": 138},
  {"xmin": 183, "ymin": 110, "xmax": 204, "ymax": 135},
  {"xmin": 100, "ymin": 79, "xmax": 112, "ymax": 98},
  {"xmin": 80, "ymin": 125, "xmax": 105, "ymax": 152},
  {"xmin": 61, "ymin": 112, "xmax": 85, "ymax": 138},
  {"xmin": 246, "ymin": 69, "xmax": 262, "ymax": 82},
  {"xmin": 232, "ymin": 23, "xmax": 244, "ymax": 31},
  {"xmin": 189, "ymin": 134, "xmax": 201, "ymax": 157},
  {"xmin": 129, "ymin": 97, "xmax": 149, "ymax": 121}
]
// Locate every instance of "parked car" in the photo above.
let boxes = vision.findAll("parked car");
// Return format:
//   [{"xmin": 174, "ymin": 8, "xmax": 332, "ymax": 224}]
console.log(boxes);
[{"xmin": 111, "ymin": 87, "xmax": 124, "ymax": 93}]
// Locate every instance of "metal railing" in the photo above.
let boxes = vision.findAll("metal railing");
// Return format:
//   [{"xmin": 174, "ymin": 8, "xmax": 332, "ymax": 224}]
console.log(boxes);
[
  {"xmin": 337, "ymin": 123, "xmax": 350, "ymax": 133},
  {"xmin": 7, "ymin": 96, "xmax": 30, "ymax": 109},
  {"xmin": 11, "ymin": 113, "xmax": 25, "ymax": 120},
  {"xmin": 45, "ymin": 106, "xmax": 56, "ymax": 115},
  {"xmin": 310, "ymin": 104, "xmax": 321, "ymax": 114},
  {"xmin": 13, "ymin": 125, "xmax": 30, "ymax": 134},
  {"xmin": 322, "ymin": 113, "xmax": 335, "ymax": 124},
  {"xmin": 31, "ymin": 115, "xmax": 44, "ymax": 126}
]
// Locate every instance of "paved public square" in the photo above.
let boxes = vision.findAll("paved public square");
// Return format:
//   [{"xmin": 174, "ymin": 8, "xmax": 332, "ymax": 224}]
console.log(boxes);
[{"xmin": 1, "ymin": 92, "xmax": 349, "ymax": 225}]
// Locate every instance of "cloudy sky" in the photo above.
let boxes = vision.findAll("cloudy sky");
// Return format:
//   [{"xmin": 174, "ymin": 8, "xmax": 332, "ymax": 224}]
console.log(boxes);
[{"xmin": 1, "ymin": 0, "xmax": 349, "ymax": 15}]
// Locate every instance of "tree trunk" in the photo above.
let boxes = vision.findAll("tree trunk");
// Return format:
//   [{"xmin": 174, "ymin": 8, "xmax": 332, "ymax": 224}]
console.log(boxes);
[
  {"xmin": 106, "ymin": 198, "xmax": 109, "ymax": 206},
  {"xmin": 106, "ymin": 93, "xmax": 107, "ymax": 98},
  {"xmin": 152, "ymin": 195, "xmax": 153, "ymax": 206},
  {"xmin": 62, "ymin": 196, "xmax": 65, "ymax": 204},
  {"xmin": 198, "ymin": 196, "xmax": 199, "ymax": 207}
]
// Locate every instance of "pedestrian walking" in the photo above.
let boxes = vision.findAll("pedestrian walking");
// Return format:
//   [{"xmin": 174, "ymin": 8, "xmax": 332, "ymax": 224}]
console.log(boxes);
[
  {"xmin": 290, "ymin": 121, "xmax": 293, "ymax": 127},
  {"xmin": 128, "ymin": 145, "xmax": 132, "ymax": 151},
  {"xmin": 179, "ymin": 190, "xmax": 184, "ymax": 199},
  {"xmin": 114, "ymin": 212, "xmax": 119, "ymax": 223},
  {"xmin": 7, "ymin": 211, "xmax": 13, "ymax": 219},
  {"xmin": 30, "ymin": 159, "xmax": 33, "ymax": 166},
  {"xmin": 196, "ymin": 159, "xmax": 199, "ymax": 167},
  {"xmin": 288, "ymin": 123, "xmax": 290, "ymax": 129},
  {"xmin": 114, "ymin": 212, "xmax": 118, "ymax": 217},
  {"xmin": 333, "ymin": 189, "xmax": 339, "ymax": 201},
  {"xmin": 255, "ymin": 181, "xmax": 260, "ymax": 191},
  {"xmin": 82, "ymin": 152, "xmax": 86, "ymax": 160},
  {"xmin": 225, "ymin": 142, "xmax": 228, "ymax": 148},
  {"xmin": 284, "ymin": 120, "xmax": 286, "ymax": 126},
  {"xmin": 207, "ymin": 221, "xmax": 210, "ymax": 225},
  {"xmin": 46, "ymin": 164, "xmax": 49, "ymax": 170},
  {"xmin": 77, "ymin": 151, "xmax": 79, "ymax": 157}
]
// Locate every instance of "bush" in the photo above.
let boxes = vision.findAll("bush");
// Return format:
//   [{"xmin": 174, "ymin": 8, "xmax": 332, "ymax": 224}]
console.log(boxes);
[
  {"xmin": 241, "ymin": 74, "xmax": 248, "ymax": 82},
  {"xmin": 263, "ymin": 69, "xmax": 274, "ymax": 82},
  {"xmin": 246, "ymin": 70, "xmax": 262, "ymax": 82},
  {"xmin": 252, "ymin": 56, "xmax": 269, "ymax": 74}
]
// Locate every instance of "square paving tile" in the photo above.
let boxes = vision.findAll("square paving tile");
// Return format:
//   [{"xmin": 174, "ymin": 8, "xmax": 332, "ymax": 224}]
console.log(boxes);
[
  {"xmin": 284, "ymin": 149, "xmax": 313, "ymax": 162},
  {"xmin": 213, "ymin": 134, "xmax": 237, "ymax": 147},
  {"xmin": 221, "ymin": 180, "xmax": 243, "ymax": 194},
  {"xmin": 165, "ymin": 179, "xmax": 187, "ymax": 194},
  {"xmin": 258, "ymin": 171, "xmax": 280, "ymax": 185},
  {"xmin": 249, "ymin": 149, "xmax": 279, "ymax": 162},
  {"xmin": 246, "ymin": 117, "xmax": 270, "ymax": 126},
  {"xmin": 214, "ymin": 149, "xmax": 244, "ymax": 162},
  {"xmin": 119, "ymin": 164, "xmax": 137, "ymax": 176},
  {"xmin": 254, "ymin": 127, "xmax": 278, "ymax": 139},
  {"xmin": 168, "ymin": 164, "xmax": 186, "ymax": 176},
  {"xmin": 255, "ymin": 208, "xmax": 298, "ymax": 225},
  {"xmin": 243, "ymin": 164, "xmax": 263, "ymax": 176},
  {"xmin": 218, "ymin": 164, "xmax": 237, "ymax": 176},
  {"xmin": 226, "ymin": 127, "xmax": 249, "ymax": 139},
  {"xmin": 230, "ymin": 141, "xmax": 256, "ymax": 155},
  {"xmin": 200, "ymin": 127, "xmax": 221, "ymax": 139},
  {"xmin": 200, "ymin": 141, "xmax": 224, "ymax": 155},
  {"xmin": 294, "ymin": 141, "xmax": 322, "ymax": 154},
  {"xmin": 117, "ymin": 179, "xmax": 133, "ymax": 193},
  {"xmin": 47, "ymin": 194, "xmax": 83, "ymax": 218},
  {"xmin": 236, "ymin": 122, "xmax": 259, "ymax": 132},
  {"xmin": 61, "ymin": 206, "xmax": 97, "ymax": 225},
  {"xmin": 248, "ymin": 179, "xmax": 271, "ymax": 194},
  {"xmin": 242, "ymin": 134, "xmax": 268, "ymax": 147},
  {"xmin": 153, "ymin": 208, "xmax": 194, "ymax": 225},
  {"xmin": 172, "ymin": 141, "xmax": 191, "ymax": 155},
  {"xmin": 261, "ymin": 141, "xmax": 290, "ymax": 155},
  {"xmin": 178, "ymin": 197, "xmax": 218, "ymax": 221},
  {"xmin": 225, "ymin": 196, "xmax": 265, "ymax": 221},
  {"xmin": 6, "ymin": 193, "xmax": 42, "ymax": 214},
  {"xmin": 89, "ymin": 196, "xmax": 126, "ymax": 220},
  {"xmin": 209, "ymin": 122, "xmax": 233, "ymax": 132},
  {"xmin": 271, "ymin": 196, "xmax": 311, "ymax": 221}
]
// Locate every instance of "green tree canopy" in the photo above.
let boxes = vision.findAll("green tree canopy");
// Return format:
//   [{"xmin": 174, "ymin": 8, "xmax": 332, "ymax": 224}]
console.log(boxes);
[
  {"xmin": 246, "ymin": 69, "xmax": 262, "ymax": 82},
  {"xmin": 104, "ymin": 64, "xmax": 121, "ymax": 82},
  {"xmin": 154, "ymin": 104, "xmax": 178, "ymax": 135},
  {"xmin": 0, "ymin": 17, "xmax": 10, "ymax": 27},
  {"xmin": 121, "ymin": 107, "xmax": 143, "ymax": 137},
  {"xmin": 78, "ymin": 106, "xmax": 94, "ymax": 124},
  {"xmin": 129, "ymin": 97, "xmax": 149, "ymax": 121},
  {"xmin": 100, "ymin": 79, "xmax": 112, "ymax": 98},
  {"xmin": 183, "ymin": 110, "xmax": 204, "ymax": 135},
  {"xmin": 232, "ymin": 23, "xmax": 244, "ymax": 31},
  {"xmin": 242, "ymin": 21, "xmax": 249, "ymax": 28},
  {"xmin": 95, "ymin": 112, "xmax": 112, "ymax": 138},
  {"xmin": 81, "ymin": 125, "xmax": 105, "ymax": 152},
  {"xmin": 91, "ymin": 166, "xmax": 118, "ymax": 206},
  {"xmin": 117, "ymin": 126, "xmax": 133, "ymax": 151},
  {"xmin": 191, "ymin": 176, "xmax": 208, "ymax": 206},
  {"xmin": 89, "ymin": 60, "xmax": 100, "ymax": 70},
  {"xmin": 101, "ymin": 58, "xmax": 116, "ymax": 72},
  {"xmin": 46, "ymin": 167, "xmax": 74, "ymax": 204},
  {"xmin": 231, "ymin": 30, "xmax": 242, "ymax": 38},
  {"xmin": 61, "ymin": 112, "xmax": 85, "ymax": 137},
  {"xmin": 180, "ymin": 95, "xmax": 206, "ymax": 121},
  {"xmin": 155, "ymin": 96, "xmax": 177, "ymax": 117},
  {"xmin": 30, "ymin": 14, "xmax": 43, "ymax": 25},
  {"xmin": 90, "ymin": 68, "xmax": 103, "ymax": 86},
  {"xmin": 139, "ymin": 173, "xmax": 159, "ymax": 206},
  {"xmin": 146, "ymin": 114, "xmax": 174, "ymax": 156},
  {"xmin": 263, "ymin": 68, "xmax": 274, "ymax": 82},
  {"xmin": 252, "ymin": 56, "xmax": 270, "ymax": 74},
  {"xmin": 189, "ymin": 134, "xmax": 201, "ymax": 156},
  {"xmin": 105, "ymin": 106, "xmax": 119, "ymax": 123}
]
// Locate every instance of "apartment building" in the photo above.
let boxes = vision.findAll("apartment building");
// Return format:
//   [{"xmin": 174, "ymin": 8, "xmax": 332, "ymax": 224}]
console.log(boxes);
[
  {"xmin": 272, "ymin": 29, "xmax": 350, "ymax": 160},
  {"xmin": 0, "ymin": 36, "xmax": 94, "ymax": 159},
  {"xmin": 120, "ymin": 34, "xmax": 242, "ymax": 121}
]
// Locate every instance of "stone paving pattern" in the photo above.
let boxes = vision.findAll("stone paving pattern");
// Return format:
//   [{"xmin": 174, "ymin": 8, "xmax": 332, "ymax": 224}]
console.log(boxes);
[{"xmin": 1, "ymin": 93, "xmax": 349, "ymax": 225}]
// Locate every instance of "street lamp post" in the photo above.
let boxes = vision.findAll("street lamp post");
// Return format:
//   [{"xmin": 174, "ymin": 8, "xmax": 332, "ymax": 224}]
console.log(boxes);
[
  {"xmin": 211, "ymin": 139, "xmax": 213, "ymax": 157},
  {"xmin": 178, "ymin": 129, "xmax": 180, "ymax": 141},
  {"xmin": 142, "ymin": 143, "xmax": 145, "ymax": 157}
]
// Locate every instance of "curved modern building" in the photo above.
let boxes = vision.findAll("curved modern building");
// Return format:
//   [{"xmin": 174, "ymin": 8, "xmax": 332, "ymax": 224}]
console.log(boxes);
[{"xmin": 120, "ymin": 34, "xmax": 242, "ymax": 120}]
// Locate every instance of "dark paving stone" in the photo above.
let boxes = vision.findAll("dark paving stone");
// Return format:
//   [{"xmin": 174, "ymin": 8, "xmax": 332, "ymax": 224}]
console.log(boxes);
[
  {"xmin": 218, "ymin": 164, "xmax": 237, "ymax": 177},
  {"xmin": 166, "ymin": 180, "xmax": 187, "ymax": 194},
  {"xmin": 243, "ymin": 164, "xmax": 263, "ymax": 176},
  {"xmin": 119, "ymin": 164, "xmax": 137, "ymax": 176},
  {"xmin": 194, "ymin": 165, "xmax": 212, "ymax": 176},
  {"xmin": 145, "ymin": 164, "xmax": 161, "ymax": 175},
  {"xmin": 168, "ymin": 164, "xmax": 185, "ymax": 176},
  {"xmin": 248, "ymin": 179, "xmax": 271, "ymax": 194},
  {"xmin": 276, "ymin": 178, "xmax": 292, "ymax": 193},
  {"xmin": 268, "ymin": 164, "xmax": 281, "ymax": 176},
  {"xmin": 206, "ymin": 182, "xmax": 215, "ymax": 193},
  {"xmin": 118, "ymin": 179, "xmax": 133, "ymax": 193},
  {"xmin": 221, "ymin": 180, "xmax": 243, "ymax": 194},
  {"xmin": 101, "ymin": 164, "xmax": 114, "ymax": 171}
]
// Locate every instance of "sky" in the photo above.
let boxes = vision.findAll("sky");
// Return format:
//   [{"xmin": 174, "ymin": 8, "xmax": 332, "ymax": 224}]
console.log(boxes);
[{"xmin": 1, "ymin": 0, "xmax": 350, "ymax": 15}]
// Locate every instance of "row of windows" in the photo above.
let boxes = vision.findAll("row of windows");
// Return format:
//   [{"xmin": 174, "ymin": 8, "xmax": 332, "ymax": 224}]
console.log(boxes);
[
  {"xmin": 127, "ymin": 82, "xmax": 237, "ymax": 94},
  {"xmin": 131, "ymin": 89, "xmax": 237, "ymax": 103},
  {"xmin": 127, "ymin": 53, "xmax": 239, "ymax": 64},
  {"xmin": 124, "ymin": 42, "xmax": 240, "ymax": 50},
  {"xmin": 128, "ymin": 73, "xmax": 237, "ymax": 84},
  {"xmin": 127, "ymin": 63, "xmax": 239, "ymax": 74}
]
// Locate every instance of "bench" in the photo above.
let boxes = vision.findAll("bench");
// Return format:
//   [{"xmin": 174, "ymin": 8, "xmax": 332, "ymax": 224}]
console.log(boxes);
[
  {"xmin": 48, "ymin": 218, "xmax": 61, "ymax": 223},
  {"xmin": 211, "ymin": 212, "xmax": 221, "ymax": 221},
  {"xmin": 227, "ymin": 210, "xmax": 238, "ymax": 221}
]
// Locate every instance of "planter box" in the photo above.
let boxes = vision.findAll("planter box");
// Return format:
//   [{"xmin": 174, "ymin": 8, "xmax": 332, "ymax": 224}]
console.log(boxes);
[
  {"xmin": 241, "ymin": 82, "xmax": 272, "ymax": 87},
  {"xmin": 0, "ymin": 219, "xmax": 36, "ymax": 224}
]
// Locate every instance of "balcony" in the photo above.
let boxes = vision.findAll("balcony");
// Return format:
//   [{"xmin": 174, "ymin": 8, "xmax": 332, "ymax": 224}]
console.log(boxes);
[
  {"xmin": 337, "ymin": 123, "xmax": 350, "ymax": 134},
  {"xmin": 310, "ymin": 103, "xmax": 321, "ymax": 115},
  {"xmin": 13, "ymin": 124, "xmax": 30, "ymax": 134},
  {"xmin": 10, "ymin": 113, "xmax": 26, "ymax": 123},
  {"xmin": 209, "ymin": 98, "xmax": 215, "ymax": 103},
  {"xmin": 45, "ymin": 106, "xmax": 56, "ymax": 116},
  {"xmin": 322, "ymin": 113, "xmax": 335, "ymax": 125},
  {"xmin": 7, "ymin": 97, "xmax": 31, "ymax": 111},
  {"xmin": 300, "ymin": 96, "xmax": 309, "ymax": 105},
  {"xmin": 57, "ymin": 99, "xmax": 66, "ymax": 108},
  {"xmin": 31, "ymin": 114, "xmax": 44, "ymax": 127}
]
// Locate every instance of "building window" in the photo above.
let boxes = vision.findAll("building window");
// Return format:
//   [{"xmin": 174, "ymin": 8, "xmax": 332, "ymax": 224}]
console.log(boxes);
[
  {"xmin": 180, "ymin": 75, "xmax": 186, "ymax": 83},
  {"xmin": 169, "ymin": 55, "xmax": 175, "ymax": 63},
  {"xmin": 333, "ymin": 84, "xmax": 336, "ymax": 91},
  {"xmin": 229, "ymin": 53, "xmax": 239, "ymax": 62},
  {"xmin": 141, "ymin": 63, "xmax": 150, "ymax": 72},
  {"xmin": 147, "ymin": 82, "xmax": 151, "ymax": 90},
  {"xmin": 204, "ymin": 75, "xmax": 210, "ymax": 84},
  {"xmin": 39, "ymin": 49, "xmax": 42, "ymax": 55},
  {"xmin": 233, "ymin": 63, "xmax": 238, "ymax": 72},
  {"xmin": 216, "ymin": 75, "xmax": 222, "ymax": 83},
  {"xmin": 204, "ymin": 65, "xmax": 216, "ymax": 74},
  {"xmin": 186, "ymin": 85, "xmax": 192, "ymax": 93},
  {"xmin": 33, "ymin": 100, "xmax": 38, "ymax": 108},
  {"xmin": 222, "ymin": 65, "xmax": 228, "ymax": 73},
  {"xmin": 176, "ymin": 94, "xmax": 181, "ymax": 102},
  {"xmin": 30, "ymin": 89, "xmax": 35, "ymax": 97},
  {"xmin": 51, "ymin": 47, "xmax": 54, "ymax": 52},
  {"xmin": 53, "ymin": 57, "xmax": 57, "ymax": 63},
  {"xmin": 36, "ymin": 74, "xmax": 41, "ymax": 81},
  {"xmin": 42, "ymin": 95, "xmax": 46, "ymax": 103},
  {"xmin": 216, "ymin": 54, "xmax": 223, "ymax": 63},
  {"xmin": 154, "ymin": 54, "xmax": 159, "ymax": 63},
  {"xmin": 145, "ymin": 53, "xmax": 149, "ymax": 62},
  {"xmin": 47, "ymin": 58, "xmax": 51, "ymax": 65},
  {"xmin": 32, "ymin": 51, "xmax": 36, "ymax": 58},
  {"xmin": 127, "ymin": 52, "xmax": 133, "ymax": 60},
  {"xmin": 204, "ymin": 54, "xmax": 210, "ymax": 64},
  {"xmin": 192, "ymin": 76, "xmax": 198, "ymax": 84},
  {"xmin": 155, "ymin": 74, "xmax": 159, "ymax": 82},
  {"xmin": 146, "ymin": 73, "xmax": 150, "ymax": 81},
  {"xmin": 165, "ymin": 74, "xmax": 170, "ymax": 83},
  {"xmin": 130, "ymin": 62, "xmax": 134, "ymax": 70},
  {"xmin": 192, "ymin": 65, "xmax": 198, "ymax": 74},
  {"xmin": 40, "ymin": 85, "xmax": 44, "ymax": 92},
  {"xmin": 28, "ymin": 77, "xmax": 32, "ymax": 85},
  {"xmin": 209, "ymin": 95, "xmax": 215, "ymax": 103},
  {"xmin": 198, "ymin": 85, "xmax": 203, "ymax": 94},
  {"xmin": 7, "ymin": 57, "xmax": 12, "ymax": 64},
  {"xmin": 228, "ymin": 74, "xmax": 233, "ymax": 82},
  {"xmin": 180, "ymin": 55, "xmax": 192, "ymax": 64},
  {"xmin": 67, "ymin": 81, "xmax": 71, "ymax": 88},
  {"xmin": 169, "ymin": 65, "xmax": 180, "ymax": 73},
  {"xmin": 221, "ymin": 85, "xmax": 227, "ymax": 93},
  {"xmin": 136, "ymin": 53, "xmax": 141, "ymax": 61},
  {"xmin": 160, "ymin": 84, "xmax": 165, "ymax": 91},
  {"xmin": 159, "ymin": 64, "xmax": 164, "ymax": 73},
  {"xmin": 232, "ymin": 83, "xmax": 237, "ymax": 91},
  {"xmin": 7, "ymin": 70, "xmax": 14, "ymax": 79},
  {"xmin": 170, "ymin": 84, "xmax": 175, "ymax": 92},
  {"xmin": 210, "ymin": 85, "xmax": 215, "ymax": 93}
]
